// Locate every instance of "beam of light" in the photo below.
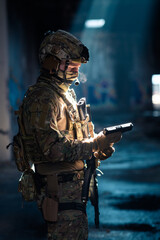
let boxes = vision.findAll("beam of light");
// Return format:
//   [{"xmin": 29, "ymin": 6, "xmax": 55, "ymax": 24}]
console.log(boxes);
[
  {"xmin": 84, "ymin": 19, "xmax": 105, "ymax": 28},
  {"xmin": 70, "ymin": 0, "xmax": 121, "ymax": 102},
  {"xmin": 152, "ymin": 74, "xmax": 160, "ymax": 105},
  {"xmin": 71, "ymin": 0, "xmax": 156, "ymax": 108}
]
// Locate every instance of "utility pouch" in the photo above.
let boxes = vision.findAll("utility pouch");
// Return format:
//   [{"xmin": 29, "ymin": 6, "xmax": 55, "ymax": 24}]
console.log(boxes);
[
  {"xmin": 42, "ymin": 197, "xmax": 58, "ymax": 222},
  {"xmin": 18, "ymin": 169, "xmax": 37, "ymax": 201},
  {"xmin": 13, "ymin": 134, "xmax": 29, "ymax": 172}
]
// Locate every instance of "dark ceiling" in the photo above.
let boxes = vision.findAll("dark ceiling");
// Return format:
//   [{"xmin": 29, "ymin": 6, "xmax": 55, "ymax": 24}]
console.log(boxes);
[{"xmin": 7, "ymin": 0, "xmax": 160, "ymax": 70}]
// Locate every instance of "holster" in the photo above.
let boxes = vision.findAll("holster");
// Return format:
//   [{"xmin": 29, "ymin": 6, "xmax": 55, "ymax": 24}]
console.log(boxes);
[
  {"xmin": 42, "ymin": 174, "xmax": 59, "ymax": 222},
  {"xmin": 42, "ymin": 196, "xmax": 58, "ymax": 222}
]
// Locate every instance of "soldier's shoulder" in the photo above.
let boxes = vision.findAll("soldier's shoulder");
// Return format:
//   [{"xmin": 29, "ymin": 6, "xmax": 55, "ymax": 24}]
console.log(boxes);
[
  {"xmin": 24, "ymin": 83, "xmax": 60, "ymax": 103},
  {"xmin": 22, "ymin": 83, "xmax": 60, "ymax": 115}
]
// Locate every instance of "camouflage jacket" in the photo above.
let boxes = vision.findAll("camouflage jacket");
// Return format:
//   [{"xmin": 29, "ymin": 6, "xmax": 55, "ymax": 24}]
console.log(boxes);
[{"xmin": 21, "ymin": 74, "xmax": 93, "ymax": 165}]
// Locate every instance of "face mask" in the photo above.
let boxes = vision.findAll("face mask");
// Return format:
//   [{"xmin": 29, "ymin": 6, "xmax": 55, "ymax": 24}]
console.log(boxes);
[
  {"xmin": 57, "ymin": 69, "xmax": 78, "ymax": 81},
  {"xmin": 65, "ymin": 71, "xmax": 78, "ymax": 80}
]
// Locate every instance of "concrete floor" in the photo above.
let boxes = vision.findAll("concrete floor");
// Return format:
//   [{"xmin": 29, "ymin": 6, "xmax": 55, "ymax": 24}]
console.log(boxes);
[
  {"xmin": 87, "ymin": 137, "xmax": 160, "ymax": 240},
  {"xmin": 0, "ymin": 114, "xmax": 160, "ymax": 240}
]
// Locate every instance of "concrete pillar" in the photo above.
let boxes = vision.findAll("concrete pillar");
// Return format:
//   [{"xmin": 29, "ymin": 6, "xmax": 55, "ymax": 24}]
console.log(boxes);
[{"xmin": 0, "ymin": 0, "xmax": 11, "ymax": 161}]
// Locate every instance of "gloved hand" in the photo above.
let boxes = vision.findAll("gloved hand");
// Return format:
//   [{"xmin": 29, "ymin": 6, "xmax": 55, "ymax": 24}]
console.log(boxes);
[
  {"xmin": 94, "ymin": 146, "xmax": 115, "ymax": 160},
  {"xmin": 92, "ymin": 131, "xmax": 122, "ymax": 160}
]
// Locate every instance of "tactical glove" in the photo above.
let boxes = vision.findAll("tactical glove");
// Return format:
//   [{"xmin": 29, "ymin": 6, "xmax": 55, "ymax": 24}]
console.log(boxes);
[
  {"xmin": 92, "ymin": 131, "xmax": 122, "ymax": 160},
  {"xmin": 94, "ymin": 146, "xmax": 115, "ymax": 160}
]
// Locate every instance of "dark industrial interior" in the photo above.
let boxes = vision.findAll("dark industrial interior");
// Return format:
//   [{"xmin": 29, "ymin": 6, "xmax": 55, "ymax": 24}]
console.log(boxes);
[{"xmin": 0, "ymin": 0, "xmax": 160, "ymax": 239}]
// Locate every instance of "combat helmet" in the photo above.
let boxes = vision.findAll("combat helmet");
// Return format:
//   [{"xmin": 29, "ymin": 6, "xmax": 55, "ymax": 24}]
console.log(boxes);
[{"xmin": 39, "ymin": 30, "xmax": 89, "ymax": 82}]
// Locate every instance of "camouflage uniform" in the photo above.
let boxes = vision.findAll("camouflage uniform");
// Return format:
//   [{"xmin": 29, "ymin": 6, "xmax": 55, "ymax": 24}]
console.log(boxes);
[
  {"xmin": 21, "ymin": 72, "xmax": 93, "ymax": 240},
  {"xmin": 16, "ymin": 30, "xmax": 120, "ymax": 240}
]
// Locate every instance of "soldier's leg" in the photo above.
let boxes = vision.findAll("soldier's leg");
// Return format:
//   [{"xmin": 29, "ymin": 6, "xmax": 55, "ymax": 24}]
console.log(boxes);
[
  {"xmin": 47, "ymin": 171, "xmax": 88, "ymax": 240},
  {"xmin": 35, "ymin": 164, "xmax": 87, "ymax": 239},
  {"xmin": 47, "ymin": 211, "xmax": 88, "ymax": 240}
]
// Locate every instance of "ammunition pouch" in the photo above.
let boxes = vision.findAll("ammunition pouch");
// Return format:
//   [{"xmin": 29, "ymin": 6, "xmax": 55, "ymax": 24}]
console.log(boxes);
[
  {"xmin": 13, "ymin": 132, "xmax": 45, "ymax": 202},
  {"xmin": 67, "ymin": 115, "xmax": 92, "ymax": 141},
  {"xmin": 18, "ymin": 169, "xmax": 37, "ymax": 201},
  {"xmin": 88, "ymin": 121, "xmax": 94, "ymax": 138},
  {"xmin": 13, "ymin": 134, "xmax": 30, "ymax": 172}
]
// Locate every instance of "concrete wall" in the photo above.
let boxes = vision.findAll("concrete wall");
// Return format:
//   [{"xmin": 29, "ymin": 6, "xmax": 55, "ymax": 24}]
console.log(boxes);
[{"xmin": 0, "ymin": 0, "xmax": 10, "ymax": 161}]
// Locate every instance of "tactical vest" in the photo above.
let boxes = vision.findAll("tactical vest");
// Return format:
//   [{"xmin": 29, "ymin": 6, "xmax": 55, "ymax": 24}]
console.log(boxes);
[
  {"xmin": 13, "ymin": 78, "xmax": 95, "ymax": 205},
  {"xmin": 61, "ymin": 91, "xmax": 94, "ymax": 142},
  {"xmin": 13, "ymin": 80, "xmax": 94, "ymax": 172}
]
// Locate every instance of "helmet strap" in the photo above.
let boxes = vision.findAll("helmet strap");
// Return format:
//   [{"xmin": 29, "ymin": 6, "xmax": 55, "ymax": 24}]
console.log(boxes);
[
  {"xmin": 63, "ymin": 59, "xmax": 70, "ymax": 80},
  {"xmin": 41, "ymin": 55, "xmax": 60, "ymax": 74},
  {"xmin": 42, "ymin": 56, "xmax": 77, "ymax": 85}
]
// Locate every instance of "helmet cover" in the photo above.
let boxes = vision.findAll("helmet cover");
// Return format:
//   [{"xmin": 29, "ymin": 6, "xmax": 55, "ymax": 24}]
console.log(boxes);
[{"xmin": 39, "ymin": 30, "xmax": 89, "ymax": 65}]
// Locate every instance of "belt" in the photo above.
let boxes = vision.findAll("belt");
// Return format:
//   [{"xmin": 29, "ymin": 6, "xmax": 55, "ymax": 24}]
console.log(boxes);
[
  {"xmin": 59, "ymin": 202, "xmax": 86, "ymax": 214},
  {"xmin": 58, "ymin": 173, "xmax": 76, "ymax": 183}
]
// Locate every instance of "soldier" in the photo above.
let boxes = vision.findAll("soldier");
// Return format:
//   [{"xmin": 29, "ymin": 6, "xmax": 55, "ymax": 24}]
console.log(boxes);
[{"xmin": 16, "ymin": 30, "xmax": 121, "ymax": 240}]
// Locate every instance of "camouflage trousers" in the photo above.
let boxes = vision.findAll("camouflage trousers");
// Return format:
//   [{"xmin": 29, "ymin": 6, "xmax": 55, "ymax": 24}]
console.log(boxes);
[
  {"xmin": 47, "ymin": 210, "xmax": 88, "ymax": 240},
  {"xmin": 42, "ymin": 170, "xmax": 88, "ymax": 239}
]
